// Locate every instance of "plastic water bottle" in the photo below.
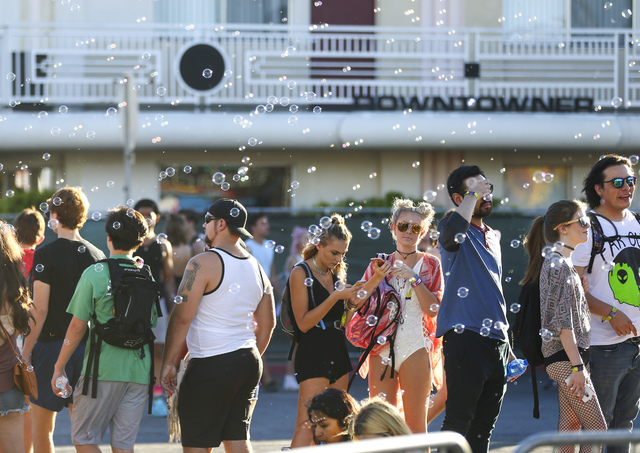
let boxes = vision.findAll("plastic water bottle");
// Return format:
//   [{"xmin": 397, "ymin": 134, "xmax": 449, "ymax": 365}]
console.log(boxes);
[
  {"xmin": 506, "ymin": 359, "xmax": 529, "ymax": 380},
  {"xmin": 55, "ymin": 376, "xmax": 72, "ymax": 398}
]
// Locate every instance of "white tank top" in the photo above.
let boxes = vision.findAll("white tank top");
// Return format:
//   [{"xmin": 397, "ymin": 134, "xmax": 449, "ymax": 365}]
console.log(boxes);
[{"xmin": 186, "ymin": 249, "xmax": 266, "ymax": 358}]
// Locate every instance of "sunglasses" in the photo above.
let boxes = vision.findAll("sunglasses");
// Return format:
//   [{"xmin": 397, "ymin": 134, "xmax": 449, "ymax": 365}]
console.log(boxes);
[
  {"xmin": 602, "ymin": 176, "xmax": 636, "ymax": 189},
  {"xmin": 554, "ymin": 216, "xmax": 591, "ymax": 230},
  {"xmin": 396, "ymin": 221, "xmax": 424, "ymax": 235},
  {"xmin": 204, "ymin": 213, "xmax": 217, "ymax": 224}
]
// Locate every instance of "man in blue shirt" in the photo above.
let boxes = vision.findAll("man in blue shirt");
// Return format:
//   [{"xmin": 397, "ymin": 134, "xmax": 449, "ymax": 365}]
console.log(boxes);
[{"xmin": 437, "ymin": 165, "xmax": 515, "ymax": 453}]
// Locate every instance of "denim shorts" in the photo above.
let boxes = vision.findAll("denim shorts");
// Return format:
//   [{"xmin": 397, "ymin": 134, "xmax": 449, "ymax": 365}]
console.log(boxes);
[{"xmin": 0, "ymin": 386, "xmax": 29, "ymax": 416}]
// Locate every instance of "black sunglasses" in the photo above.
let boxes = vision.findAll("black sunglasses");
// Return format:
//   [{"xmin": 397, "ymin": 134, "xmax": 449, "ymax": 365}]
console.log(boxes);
[
  {"xmin": 204, "ymin": 213, "xmax": 216, "ymax": 224},
  {"xmin": 554, "ymin": 216, "xmax": 591, "ymax": 230},
  {"xmin": 396, "ymin": 221, "xmax": 423, "ymax": 235},
  {"xmin": 602, "ymin": 176, "xmax": 636, "ymax": 189}
]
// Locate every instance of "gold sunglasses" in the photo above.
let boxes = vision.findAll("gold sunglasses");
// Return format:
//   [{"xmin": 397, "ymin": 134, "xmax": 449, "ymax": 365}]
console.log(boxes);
[
  {"xmin": 553, "ymin": 216, "xmax": 590, "ymax": 230},
  {"xmin": 396, "ymin": 221, "xmax": 423, "ymax": 234}
]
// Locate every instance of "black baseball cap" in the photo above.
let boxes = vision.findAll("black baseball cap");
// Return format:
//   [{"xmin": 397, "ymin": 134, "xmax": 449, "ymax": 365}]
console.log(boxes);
[{"xmin": 208, "ymin": 198, "xmax": 253, "ymax": 238}]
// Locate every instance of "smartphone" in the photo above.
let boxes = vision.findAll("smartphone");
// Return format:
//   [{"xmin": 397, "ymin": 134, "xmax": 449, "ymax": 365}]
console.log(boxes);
[
  {"xmin": 370, "ymin": 257, "xmax": 386, "ymax": 266},
  {"xmin": 564, "ymin": 377, "xmax": 594, "ymax": 402}
]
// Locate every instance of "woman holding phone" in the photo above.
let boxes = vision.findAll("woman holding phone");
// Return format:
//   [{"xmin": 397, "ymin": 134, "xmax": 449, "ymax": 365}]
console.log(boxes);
[{"xmin": 353, "ymin": 198, "xmax": 444, "ymax": 434}]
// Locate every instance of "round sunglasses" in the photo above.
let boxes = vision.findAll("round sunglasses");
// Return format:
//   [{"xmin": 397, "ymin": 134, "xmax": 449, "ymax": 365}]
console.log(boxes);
[
  {"xmin": 396, "ymin": 221, "xmax": 423, "ymax": 234},
  {"xmin": 602, "ymin": 176, "xmax": 636, "ymax": 189}
]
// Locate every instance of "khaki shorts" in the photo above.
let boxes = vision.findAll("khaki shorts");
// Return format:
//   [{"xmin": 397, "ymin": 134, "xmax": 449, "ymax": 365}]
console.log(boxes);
[{"xmin": 71, "ymin": 376, "xmax": 148, "ymax": 449}]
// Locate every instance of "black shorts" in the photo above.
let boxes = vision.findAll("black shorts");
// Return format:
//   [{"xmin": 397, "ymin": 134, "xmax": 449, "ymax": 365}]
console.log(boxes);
[{"xmin": 178, "ymin": 347, "xmax": 262, "ymax": 448}]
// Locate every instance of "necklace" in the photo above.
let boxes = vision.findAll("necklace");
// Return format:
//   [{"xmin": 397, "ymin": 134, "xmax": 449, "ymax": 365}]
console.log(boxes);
[
  {"xmin": 312, "ymin": 256, "xmax": 329, "ymax": 276},
  {"xmin": 563, "ymin": 244, "xmax": 575, "ymax": 251},
  {"xmin": 396, "ymin": 249, "xmax": 417, "ymax": 260}
]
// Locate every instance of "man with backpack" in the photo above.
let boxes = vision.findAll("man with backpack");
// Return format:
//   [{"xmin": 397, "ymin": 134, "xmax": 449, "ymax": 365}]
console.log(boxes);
[
  {"xmin": 574, "ymin": 154, "xmax": 640, "ymax": 453},
  {"xmin": 51, "ymin": 206, "xmax": 158, "ymax": 451},
  {"xmin": 437, "ymin": 165, "xmax": 516, "ymax": 453}
]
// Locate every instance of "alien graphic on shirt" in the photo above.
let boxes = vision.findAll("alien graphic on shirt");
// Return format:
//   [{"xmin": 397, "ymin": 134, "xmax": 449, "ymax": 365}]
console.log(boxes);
[{"xmin": 609, "ymin": 247, "xmax": 640, "ymax": 307}]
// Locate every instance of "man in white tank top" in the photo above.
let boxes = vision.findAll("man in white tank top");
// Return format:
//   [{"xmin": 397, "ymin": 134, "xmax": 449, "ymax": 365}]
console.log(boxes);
[{"xmin": 161, "ymin": 198, "xmax": 276, "ymax": 453}]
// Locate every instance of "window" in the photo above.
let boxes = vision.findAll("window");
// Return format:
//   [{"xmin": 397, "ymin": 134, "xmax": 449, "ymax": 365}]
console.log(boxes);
[
  {"xmin": 571, "ymin": 0, "xmax": 633, "ymax": 28},
  {"xmin": 227, "ymin": 0, "xmax": 288, "ymax": 24}
]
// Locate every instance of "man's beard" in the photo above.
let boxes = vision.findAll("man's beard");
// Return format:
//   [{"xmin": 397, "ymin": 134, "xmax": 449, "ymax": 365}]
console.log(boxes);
[{"xmin": 473, "ymin": 201, "xmax": 493, "ymax": 218}]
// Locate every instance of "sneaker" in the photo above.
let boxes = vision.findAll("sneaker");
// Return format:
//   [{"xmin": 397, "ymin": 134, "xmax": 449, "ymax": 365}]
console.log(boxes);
[
  {"xmin": 283, "ymin": 374, "xmax": 299, "ymax": 391},
  {"xmin": 151, "ymin": 397, "xmax": 168, "ymax": 417}
]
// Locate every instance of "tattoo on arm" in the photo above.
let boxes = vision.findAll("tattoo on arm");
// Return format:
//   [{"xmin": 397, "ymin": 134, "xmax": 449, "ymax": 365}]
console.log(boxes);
[{"xmin": 178, "ymin": 261, "xmax": 201, "ymax": 298}]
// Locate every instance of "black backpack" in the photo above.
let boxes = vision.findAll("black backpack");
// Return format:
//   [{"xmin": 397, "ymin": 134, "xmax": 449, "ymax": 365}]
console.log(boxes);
[
  {"xmin": 82, "ymin": 258, "xmax": 162, "ymax": 413},
  {"xmin": 513, "ymin": 279, "xmax": 543, "ymax": 419}
]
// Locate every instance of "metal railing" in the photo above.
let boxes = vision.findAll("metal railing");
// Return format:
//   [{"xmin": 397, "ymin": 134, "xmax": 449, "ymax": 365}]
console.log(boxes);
[
  {"xmin": 1, "ymin": 23, "xmax": 639, "ymax": 108},
  {"xmin": 514, "ymin": 429, "xmax": 640, "ymax": 453}
]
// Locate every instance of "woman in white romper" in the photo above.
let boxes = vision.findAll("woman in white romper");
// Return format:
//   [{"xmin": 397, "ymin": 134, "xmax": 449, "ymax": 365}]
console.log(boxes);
[{"xmin": 359, "ymin": 198, "xmax": 444, "ymax": 434}]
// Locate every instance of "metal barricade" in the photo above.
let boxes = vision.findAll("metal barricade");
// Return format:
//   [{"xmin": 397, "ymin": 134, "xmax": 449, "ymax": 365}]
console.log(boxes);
[
  {"xmin": 268, "ymin": 432, "xmax": 471, "ymax": 453},
  {"xmin": 514, "ymin": 429, "xmax": 640, "ymax": 453}
]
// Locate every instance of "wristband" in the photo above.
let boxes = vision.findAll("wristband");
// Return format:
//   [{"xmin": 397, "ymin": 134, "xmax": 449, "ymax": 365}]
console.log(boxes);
[
  {"xmin": 464, "ymin": 191, "xmax": 479, "ymax": 200},
  {"xmin": 571, "ymin": 364, "xmax": 584, "ymax": 372},
  {"xmin": 409, "ymin": 275, "xmax": 422, "ymax": 287},
  {"xmin": 602, "ymin": 306, "xmax": 618, "ymax": 323}
]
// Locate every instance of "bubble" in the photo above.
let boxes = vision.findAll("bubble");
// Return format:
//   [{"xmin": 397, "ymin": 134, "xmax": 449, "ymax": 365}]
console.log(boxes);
[
  {"xmin": 5, "ymin": 190, "xmax": 14, "ymax": 198},
  {"xmin": 132, "ymin": 84, "xmax": 141, "ymax": 92},
  {"xmin": 221, "ymin": 182, "xmax": 231, "ymax": 191},
  {"xmin": 63, "ymin": 339, "xmax": 70, "ymax": 346},
  {"xmin": 357, "ymin": 289, "xmax": 367, "ymax": 299},
  {"xmin": 430, "ymin": 303, "xmax": 439, "ymax": 313},
  {"xmin": 39, "ymin": 202, "xmax": 49, "ymax": 213},
  {"xmin": 611, "ymin": 97, "xmax": 623, "ymax": 108},
  {"xmin": 361, "ymin": 221, "xmax": 373, "ymax": 231},
  {"xmin": 156, "ymin": 86, "xmax": 167, "ymax": 96},
  {"xmin": 212, "ymin": 172, "xmax": 225, "ymax": 185},
  {"xmin": 183, "ymin": 165, "xmax": 192, "ymax": 174},
  {"xmin": 453, "ymin": 323, "xmax": 465, "ymax": 334},
  {"xmin": 381, "ymin": 357, "xmax": 391, "ymax": 366},
  {"xmin": 173, "ymin": 295, "xmax": 184, "ymax": 304},
  {"xmin": 480, "ymin": 327, "xmax": 491, "ymax": 337},
  {"xmin": 454, "ymin": 233, "xmax": 466, "ymax": 244},
  {"xmin": 367, "ymin": 228, "xmax": 381, "ymax": 240},
  {"xmin": 112, "ymin": 221, "xmax": 121, "ymax": 230},
  {"xmin": 310, "ymin": 237, "xmax": 321, "ymax": 245},
  {"xmin": 505, "ymin": 277, "xmax": 512, "ymax": 283},
  {"xmin": 510, "ymin": 303, "xmax": 521, "ymax": 313},
  {"xmin": 224, "ymin": 70, "xmax": 233, "ymax": 77},
  {"xmin": 86, "ymin": 130, "xmax": 96, "ymax": 140},
  {"xmin": 232, "ymin": 174, "xmax": 241, "ymax": 182},
  {"xmin": 141, "ymin": 52, "xmax": 151, "ymax": 60},
  {"xmin": 265, "ymin": 240, "xmax": 276, "ymax": 250},
  {"xmin": 289, "ymin": 105, "xmax": 299, "ymax": 113},
  {"xmin": 126, "ymin": 208, "xmax": 135, "ymax": 218},
  {"xmin": 457, "ymin": 287, "xmax": 469, "ymax": 298},
  {"xmin": 334, "ymin": 281, "xmax": 346, "ymax": 291},
  {"xmin": 539, "ymin": 328, "xmax": 553, "ymax": 343},
  {"xmin": 532, "ymin": 171, "xmax": 544, "ymax": 184},
  {"xmin": 94, "ymin": 263, "xmax": 104, "ymax": 273},
  {"xmin": 37, "ymin": 111, "xmax": 48, "ymax": 119},
  {"xmin": 248, "ymin": 137, "xmax": 258, "ymax": 146},
  {"xmin": 287, "ymin": 80, "xmax": 297, "ymax": 90},
  {"xmin": 543, "ymin": 173, "xmax": 554, "ymax": 183},
  {"xmin": 156, "ymin": 233, "xmax": 168, "ymax": 244},
  {"xmin": 308, "ymin": 224, "xmax": 322, "ymax": 236},
  {"xmin": 275, "ymin": 245, "xmax": 285, "ymax": 254},
  {"xmin": 291, "ymin": 181, "xmax": 300, "ymax": 189},
  {"xmin": 376, "ymin": 336, "xmax": 387, "ymax": 345},
  {"xmin": 202, "ymin": 68, "xmax": 213, "ymax": 78},
  {"xmin": 319, "ymin": 216, "xmax": 332, "ymax": 229},
  {"xmin": 229, "ymin": 283, "xmax": 241, "ymax": 294},
  {"xmin": 230, "ymin": 207, "xmax": 240, "ymax": 217},
  {"xmin": 166, "ymin": 167, "xmax": 176, "ymax": 177},
  {"xmin": 602, "ymin": 261, "xmax": 615, "ymax": 272},
  {"xmin": 523, "ymin": 183, "xmax": 530, "ymax": 189},
  {"xmin": 510, "ymin": 239, "xmax": 522, "ymax": 248},
  {"xmin": 630, "ymin": 156, "xmax": 640, "ymax": 166},
  {"xmin": 288, "ymin": 116, "xmax": 298, "ymax": 125},
  {"xmin": 35, "ymin": 263, "xmax": 45, "ymax": 273},
  {"xmin": 50, "ymin": 127, "xmax": 61, "ymax": 136},
  {"xmin": 313, "ymin": 106, "xmax": 322, "ymax": 114},
  {"xmin": 26, "ymin": 365, "xmax": 34, "ymax": 372},
  {"xmin": 59, "ymin": 105, "xmax": 68, "ymax": 114},
  {"xmin": 106, "ymin": 107, "xmax": 118, "ymax": 117},
  {"xmin": 412, "ymin": 161, "xmax": 420, "ymax": 168},
  {"xmin": 423, "ymin": 190, "xmax": 437, "ymax": 203},
  {"xmin": 304, "ymin": 278, "xmax": 314, "ymax": 287},
  {"xmin": 481, "ymin": 318, "xmax": 493, "ymax": 328},
  {"xmin": 393, "ymin": 260, "xmax": 403, "ymax": 269},
  {"xmin": 365, "ymin": 315, "xmax": 378, "ymax": 326},
  {"xmin": 604, "ymin": 2, "xmax": 613, "ymax": 8},
  {"xmin": 541, "ymin": 245, "xmax": 553, "ymax": 257},
  {"xmin": 429, "ymin": 231, "xmax": 440, "ymax": 241},
  {"xmin": 20, "ymin": 164, "xmax": 28, "ymax": 171},
  {"xmin": 494, "ymin": 321, "xmax": 505, "ymax": 330},
  {"xmin": 6, "ymin": 72, "xmax": 16, "ymax": 82},
  {"xmin": 77, "ymin": 245, "xmax": 86, "ymax": 253}
]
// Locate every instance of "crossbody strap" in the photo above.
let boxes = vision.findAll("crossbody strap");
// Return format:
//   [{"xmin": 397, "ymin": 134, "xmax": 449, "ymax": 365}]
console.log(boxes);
[
  {"xmin": 297, "ymin": 262, "xmax": 325, "ymax": 330},
  {"xmin": 0, "ymin": 318, "xmax": 22, "ymax": 362}
]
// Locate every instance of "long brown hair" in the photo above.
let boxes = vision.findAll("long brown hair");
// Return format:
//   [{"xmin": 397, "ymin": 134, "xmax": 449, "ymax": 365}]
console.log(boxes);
[
  {"xmin": 0, "ymin": 222, "xmax": 33, "ymax": 335},
  {"xmin": 520, "ymin": 199, "xmax": 585, "ymax": 285},
  {"xmin": 302, "ymin": 214, "xmax": 352, "ymax": 281}
]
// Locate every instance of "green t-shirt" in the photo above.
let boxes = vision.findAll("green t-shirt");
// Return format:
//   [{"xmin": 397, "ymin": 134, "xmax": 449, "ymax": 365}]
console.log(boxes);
[{"xmin": 67, "ymin": 255, "xmax": 158, "ymax": 384}]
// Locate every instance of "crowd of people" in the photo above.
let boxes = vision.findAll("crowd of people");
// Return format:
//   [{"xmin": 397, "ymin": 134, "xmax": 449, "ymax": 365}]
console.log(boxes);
[{"xmin": 0, "ymin": 155, "xmax": 639, "ymax": 453}]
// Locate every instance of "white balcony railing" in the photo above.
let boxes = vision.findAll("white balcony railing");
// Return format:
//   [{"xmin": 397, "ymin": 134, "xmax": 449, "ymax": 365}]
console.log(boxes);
[{"xmin": 0, "ymin": 23, "xmax": 639, "ymax": 109}]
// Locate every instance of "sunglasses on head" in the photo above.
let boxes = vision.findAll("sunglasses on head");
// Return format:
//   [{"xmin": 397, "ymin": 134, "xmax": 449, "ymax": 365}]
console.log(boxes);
[
  {"xmin": 204, "ymin": 213, "xmax": 216, "ymax": 224},
  {"xmin": 602, "ymin": 176, "xmax": 636, "ymax": 189},
  {"xmin": 554, "ymin": 216, "xmax": 591, "ymax": 230},
  {"xmin": 396, "ymin": 221, "xmax": 423, "ymax": 234}
]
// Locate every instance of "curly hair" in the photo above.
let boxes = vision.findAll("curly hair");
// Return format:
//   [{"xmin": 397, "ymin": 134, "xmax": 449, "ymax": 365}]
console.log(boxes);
[
  {"xmin": 105, "ymin": 207, "xmax": 149, "ymax": 252},
  {"xmin": 307, "ymin": 388, "xmax": 359, "ymax": 441},
  {"xmin": 0, "ymin": 222, "xmax": 33, "ymax": 336},
  {"xmin": 389, "ymin": 198, "xmax": 435, "ymax": 242},
  {"xmin": 302, "ymin": 214, "xmax": 352, "ymax": 281}
]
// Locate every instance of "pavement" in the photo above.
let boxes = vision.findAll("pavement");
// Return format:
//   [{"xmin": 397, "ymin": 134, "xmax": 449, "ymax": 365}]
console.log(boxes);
[{"xmin": 51, "ymin": 364, "xmax": 562, "ymax": 453}]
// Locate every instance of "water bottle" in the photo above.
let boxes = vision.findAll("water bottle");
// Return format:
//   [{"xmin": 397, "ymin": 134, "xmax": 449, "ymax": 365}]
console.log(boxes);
[
  {"xmin": 55, "ymin": 376, "xmax": 72, "ymax": 399},
  {"xmin": 506, "ymin": 358, "xmax": 529, "ymax": 380}
]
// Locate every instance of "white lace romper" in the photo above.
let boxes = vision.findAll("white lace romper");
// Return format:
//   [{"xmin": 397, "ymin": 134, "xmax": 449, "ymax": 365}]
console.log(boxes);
[{"xmin": 378, "ymin": 260, "xmax": 432, "ymax": 372}]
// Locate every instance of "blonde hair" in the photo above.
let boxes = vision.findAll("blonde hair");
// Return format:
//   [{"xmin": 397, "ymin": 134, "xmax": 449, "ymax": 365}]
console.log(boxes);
[
  {"xmin": 302, "ymin": 214, "xmax": 352, "ymax": 281},
  {"xmin": 351, "ymin": 398, "xmax": 412, "ymax": 439},
  {"xmin": 389, "ymin": 198, "xmax": 434, "ymax": 242}
]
